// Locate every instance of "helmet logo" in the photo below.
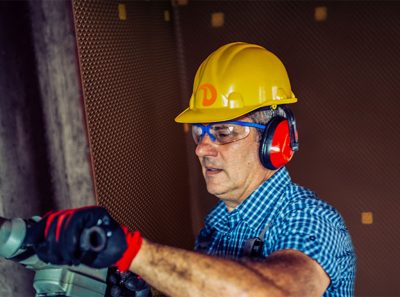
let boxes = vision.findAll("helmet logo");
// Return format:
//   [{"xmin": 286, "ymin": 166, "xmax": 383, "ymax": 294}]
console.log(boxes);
[{"xmin": 199, "ymin": 83, "xmax": 217, "ymax": 106}]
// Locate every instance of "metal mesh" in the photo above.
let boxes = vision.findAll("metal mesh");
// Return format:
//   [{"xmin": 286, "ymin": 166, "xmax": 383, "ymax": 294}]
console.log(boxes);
[
  {"xmin": 71, "ymin": 0, "xmax": 193, "ymax": 248},
  {"xmin": 176, "ymin": 1, "xmax": 400, "ymax": 295},
  {"xmin": 71, "ymin": 0, "xmax": 400, "ymax": 293}
]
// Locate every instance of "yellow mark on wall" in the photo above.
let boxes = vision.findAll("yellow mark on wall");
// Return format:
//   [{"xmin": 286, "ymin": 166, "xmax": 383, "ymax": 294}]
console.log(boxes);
[
  {"xmin": 183, "ymin": 123, "xmax": 190, "ymax": 134},
  {"xmin": 361, "ymin": 212, "xmax": 373, "ymax": 225},
  {"xmin": 211, "ymin": 12, "xmax": 224, "ymax": 28},
  {"xmin": 164, "ymin": 10, "xmax": 171, "ymax": 22},
  {"xmin": 315, "ymin": 6, "xmax": 327, "ymax": 22},
  {"xmin": 118, "ymin": 3, "xmax": 127, "ymax": 21}
]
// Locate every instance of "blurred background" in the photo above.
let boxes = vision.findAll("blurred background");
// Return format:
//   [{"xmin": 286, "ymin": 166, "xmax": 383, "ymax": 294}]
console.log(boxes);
[{"xmin": 0, "ymin": 0, "xmax": 399, "ymax": 296}]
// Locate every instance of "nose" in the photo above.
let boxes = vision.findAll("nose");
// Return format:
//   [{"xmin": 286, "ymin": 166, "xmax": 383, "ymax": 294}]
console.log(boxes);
[{"xmin": 195, "ymin": 134, "xmax": 218, "ymax": 158}]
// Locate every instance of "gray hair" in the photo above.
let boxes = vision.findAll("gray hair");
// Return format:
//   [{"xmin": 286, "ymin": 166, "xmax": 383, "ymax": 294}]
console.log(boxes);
[{"xmin": 247, "ymin": 106, "xmax": 287, "ymax": 140}]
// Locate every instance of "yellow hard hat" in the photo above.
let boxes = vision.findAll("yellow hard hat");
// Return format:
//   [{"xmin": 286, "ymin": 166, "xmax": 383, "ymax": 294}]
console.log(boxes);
[{"xmin": 175, "ymin": 42, "xmax": 297, "ymax": 123}]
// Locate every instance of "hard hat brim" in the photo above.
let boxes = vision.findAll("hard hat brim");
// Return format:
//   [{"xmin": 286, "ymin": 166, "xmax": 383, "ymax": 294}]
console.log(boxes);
[
  {"xmin": 174, "ymin": 99, "xmax": 297, "ymax": 123},
  {"xmin": 175, "ymin": 107, "xmax": 254, "ymax": 123}
]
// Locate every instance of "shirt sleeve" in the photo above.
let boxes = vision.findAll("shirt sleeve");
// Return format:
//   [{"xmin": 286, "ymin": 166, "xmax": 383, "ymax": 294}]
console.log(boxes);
[{"xmin": 267, "ymin": 201, "xmax": 354, "ymax": 290}]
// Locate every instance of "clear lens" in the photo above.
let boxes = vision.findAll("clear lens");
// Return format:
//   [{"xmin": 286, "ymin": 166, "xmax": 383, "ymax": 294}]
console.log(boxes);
[
  {"xmin": 192, "ymin": 125, "xmax": 204, "ymax": 144},
  {"xmin": 211, "ymin": 124, "xmax": 248, "ymax": 144},
  {"xmin": 192, "ymin": 123, "xmax": 251, "ymax": 145}
]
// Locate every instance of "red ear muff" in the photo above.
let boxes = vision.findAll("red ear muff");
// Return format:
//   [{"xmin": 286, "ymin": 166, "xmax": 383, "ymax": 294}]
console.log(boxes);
[{"xmin": 259, "ymin": 116, "xmax": 296, "ymax": 170}]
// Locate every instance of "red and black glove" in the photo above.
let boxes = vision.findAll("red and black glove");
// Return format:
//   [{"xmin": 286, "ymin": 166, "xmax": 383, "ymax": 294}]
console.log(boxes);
[{"xmin": 24, "ymin": 206, "xmax": 142, "ymax": 271}]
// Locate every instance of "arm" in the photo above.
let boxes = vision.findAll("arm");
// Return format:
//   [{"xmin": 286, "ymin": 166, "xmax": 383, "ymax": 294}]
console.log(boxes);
[
  {"xmin": 26, "ymin": 206, "xmax": 330, "ymax": 296},
  {"xmin": 130, "ymin": 239, "xmax": 329, "ymax": 297},
  {"xmin": 243, "ymin": 249, "xmax": 330, "ymax": 296}
]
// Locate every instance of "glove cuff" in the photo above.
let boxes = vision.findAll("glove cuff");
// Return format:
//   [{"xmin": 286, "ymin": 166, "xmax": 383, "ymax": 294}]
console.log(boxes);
[{"xmin": 114, "ymin": 228, "xmax": 143, "ymax": 272}]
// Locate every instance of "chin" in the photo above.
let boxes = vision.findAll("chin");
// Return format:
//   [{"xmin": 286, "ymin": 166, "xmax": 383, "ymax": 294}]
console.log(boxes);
[
  {"xmin": 206, "ymin": 185, "xmax": 229, "ymax": 199},
  {"xmin": 206, "ymin": 183, "xmax": 223, "ymax": 196}
]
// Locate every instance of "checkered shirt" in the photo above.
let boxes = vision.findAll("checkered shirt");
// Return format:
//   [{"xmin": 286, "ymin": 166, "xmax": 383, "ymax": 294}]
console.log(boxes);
[{"xmin": 195, "ymin": 167, "xmax": 356, "ymax": 296}]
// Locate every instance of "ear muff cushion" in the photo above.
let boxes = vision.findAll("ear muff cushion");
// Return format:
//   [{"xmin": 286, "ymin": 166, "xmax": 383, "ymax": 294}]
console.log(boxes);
[{"xmin": 259, "ymin": 117, "xmax": 294, "ymax": 170}]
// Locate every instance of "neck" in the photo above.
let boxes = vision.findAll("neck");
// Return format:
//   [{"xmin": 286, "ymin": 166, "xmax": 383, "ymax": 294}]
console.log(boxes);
[{"xmin": 223, "ymin": 169, "xmax": 277, "ymax": 212}]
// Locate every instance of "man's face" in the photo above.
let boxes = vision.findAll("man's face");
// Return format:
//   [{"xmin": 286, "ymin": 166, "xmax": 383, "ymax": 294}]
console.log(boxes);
[{"xmin": 195, "ymin": 118, "xmax": 273, "ymax": 209}]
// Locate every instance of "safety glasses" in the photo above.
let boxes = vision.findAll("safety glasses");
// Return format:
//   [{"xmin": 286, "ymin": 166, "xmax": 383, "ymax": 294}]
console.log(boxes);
[{"xmin": 192, "ymin": 121, "xmax": 266, "ymax": 145}]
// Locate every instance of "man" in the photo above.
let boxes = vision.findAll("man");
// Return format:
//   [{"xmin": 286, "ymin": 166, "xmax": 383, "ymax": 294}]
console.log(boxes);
[{"xmin": 28, "ymin": 42, "xmax": 356, "ymax": 296}]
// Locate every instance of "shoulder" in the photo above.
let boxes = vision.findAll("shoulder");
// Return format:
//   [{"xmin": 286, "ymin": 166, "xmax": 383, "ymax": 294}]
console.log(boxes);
[
  {"xmin": 266, "ymin": 183, "xmax": 356, "ymax": 293},
  {"xmin": 273, "ymin": 183, "xmax": 352, "ymax": 253},
  {"xmin": 280, "ymin": 183, "xmax": 346, "ymax": 228}
]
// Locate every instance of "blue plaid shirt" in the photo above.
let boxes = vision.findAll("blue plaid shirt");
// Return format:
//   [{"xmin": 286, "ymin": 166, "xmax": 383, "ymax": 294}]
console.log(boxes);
[{"xmin": 195, "ymin": 167, "xmax": 356, "ymax": 296}]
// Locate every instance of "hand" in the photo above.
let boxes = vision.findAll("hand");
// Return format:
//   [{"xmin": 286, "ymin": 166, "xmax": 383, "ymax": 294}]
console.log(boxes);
[
  {"xmin": 107, "ymin": 268, "xmax": 151, "ymax": 297},
  {"xmin": 24, "ymin": 206, "xmax": 142, "ymax": 271}
]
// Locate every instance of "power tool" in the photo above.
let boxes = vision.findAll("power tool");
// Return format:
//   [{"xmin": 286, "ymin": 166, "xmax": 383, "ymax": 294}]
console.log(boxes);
[{"xmin": 0, "ymin": 215, "xmax": 108, "ymax": 297}]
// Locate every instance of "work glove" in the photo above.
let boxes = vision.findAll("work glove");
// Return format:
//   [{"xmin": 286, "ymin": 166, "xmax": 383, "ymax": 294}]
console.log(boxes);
[
  {"xmin": 24, "ymin": 206, "xmax": 142, "ymax": 271},
  {"xmin": 107, "ymin": 268, "xmax": 151, "ymax": 297}
]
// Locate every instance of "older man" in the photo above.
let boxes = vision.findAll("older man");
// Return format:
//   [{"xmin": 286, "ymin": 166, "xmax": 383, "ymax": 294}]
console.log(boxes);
[{"xmin": 29, "ymin": 42, "xmax": 356, "ymax": 296}]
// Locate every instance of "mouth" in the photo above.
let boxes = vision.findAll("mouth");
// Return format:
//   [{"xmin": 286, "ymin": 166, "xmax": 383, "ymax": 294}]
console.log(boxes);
[{"xmin": 205, "ymin": 166, "xmax": 223, "ymax": 176}]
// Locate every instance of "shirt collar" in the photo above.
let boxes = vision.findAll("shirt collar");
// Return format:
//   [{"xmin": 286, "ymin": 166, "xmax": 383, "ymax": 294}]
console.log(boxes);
[{"xmin": 204, "ymin": 167, "xmax": 292, "ymax": 232}]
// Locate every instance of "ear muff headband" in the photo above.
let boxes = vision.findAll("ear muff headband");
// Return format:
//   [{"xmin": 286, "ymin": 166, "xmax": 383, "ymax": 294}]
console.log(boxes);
[
  {"xmin": 283, "ymin": 107, "xmax": 299, "ymax": 151},
  {"xmin": 258, "ymin": 106, "xmax": 299, "ymax": 170}
]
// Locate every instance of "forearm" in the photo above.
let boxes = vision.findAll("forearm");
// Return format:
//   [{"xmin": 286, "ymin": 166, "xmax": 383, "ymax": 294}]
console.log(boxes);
[{"xmin": 129, "ymin": 239, "xmax": 287, "ymax": 297}]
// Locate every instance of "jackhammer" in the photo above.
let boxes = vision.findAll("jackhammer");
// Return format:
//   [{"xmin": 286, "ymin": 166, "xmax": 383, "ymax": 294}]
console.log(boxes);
[{"xmin": 0, "ymin": 216, "xmax": 150, "ymax": 297}]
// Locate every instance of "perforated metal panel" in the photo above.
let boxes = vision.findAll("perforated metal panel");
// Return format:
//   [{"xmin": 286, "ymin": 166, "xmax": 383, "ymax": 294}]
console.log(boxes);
[
  {"xmin": 72, "ymin": 0, "xmax": 193, "ymax": 248},
  {"xmin": 71, "ymin": 0, "xmax": 400, "ymax": 293}
]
